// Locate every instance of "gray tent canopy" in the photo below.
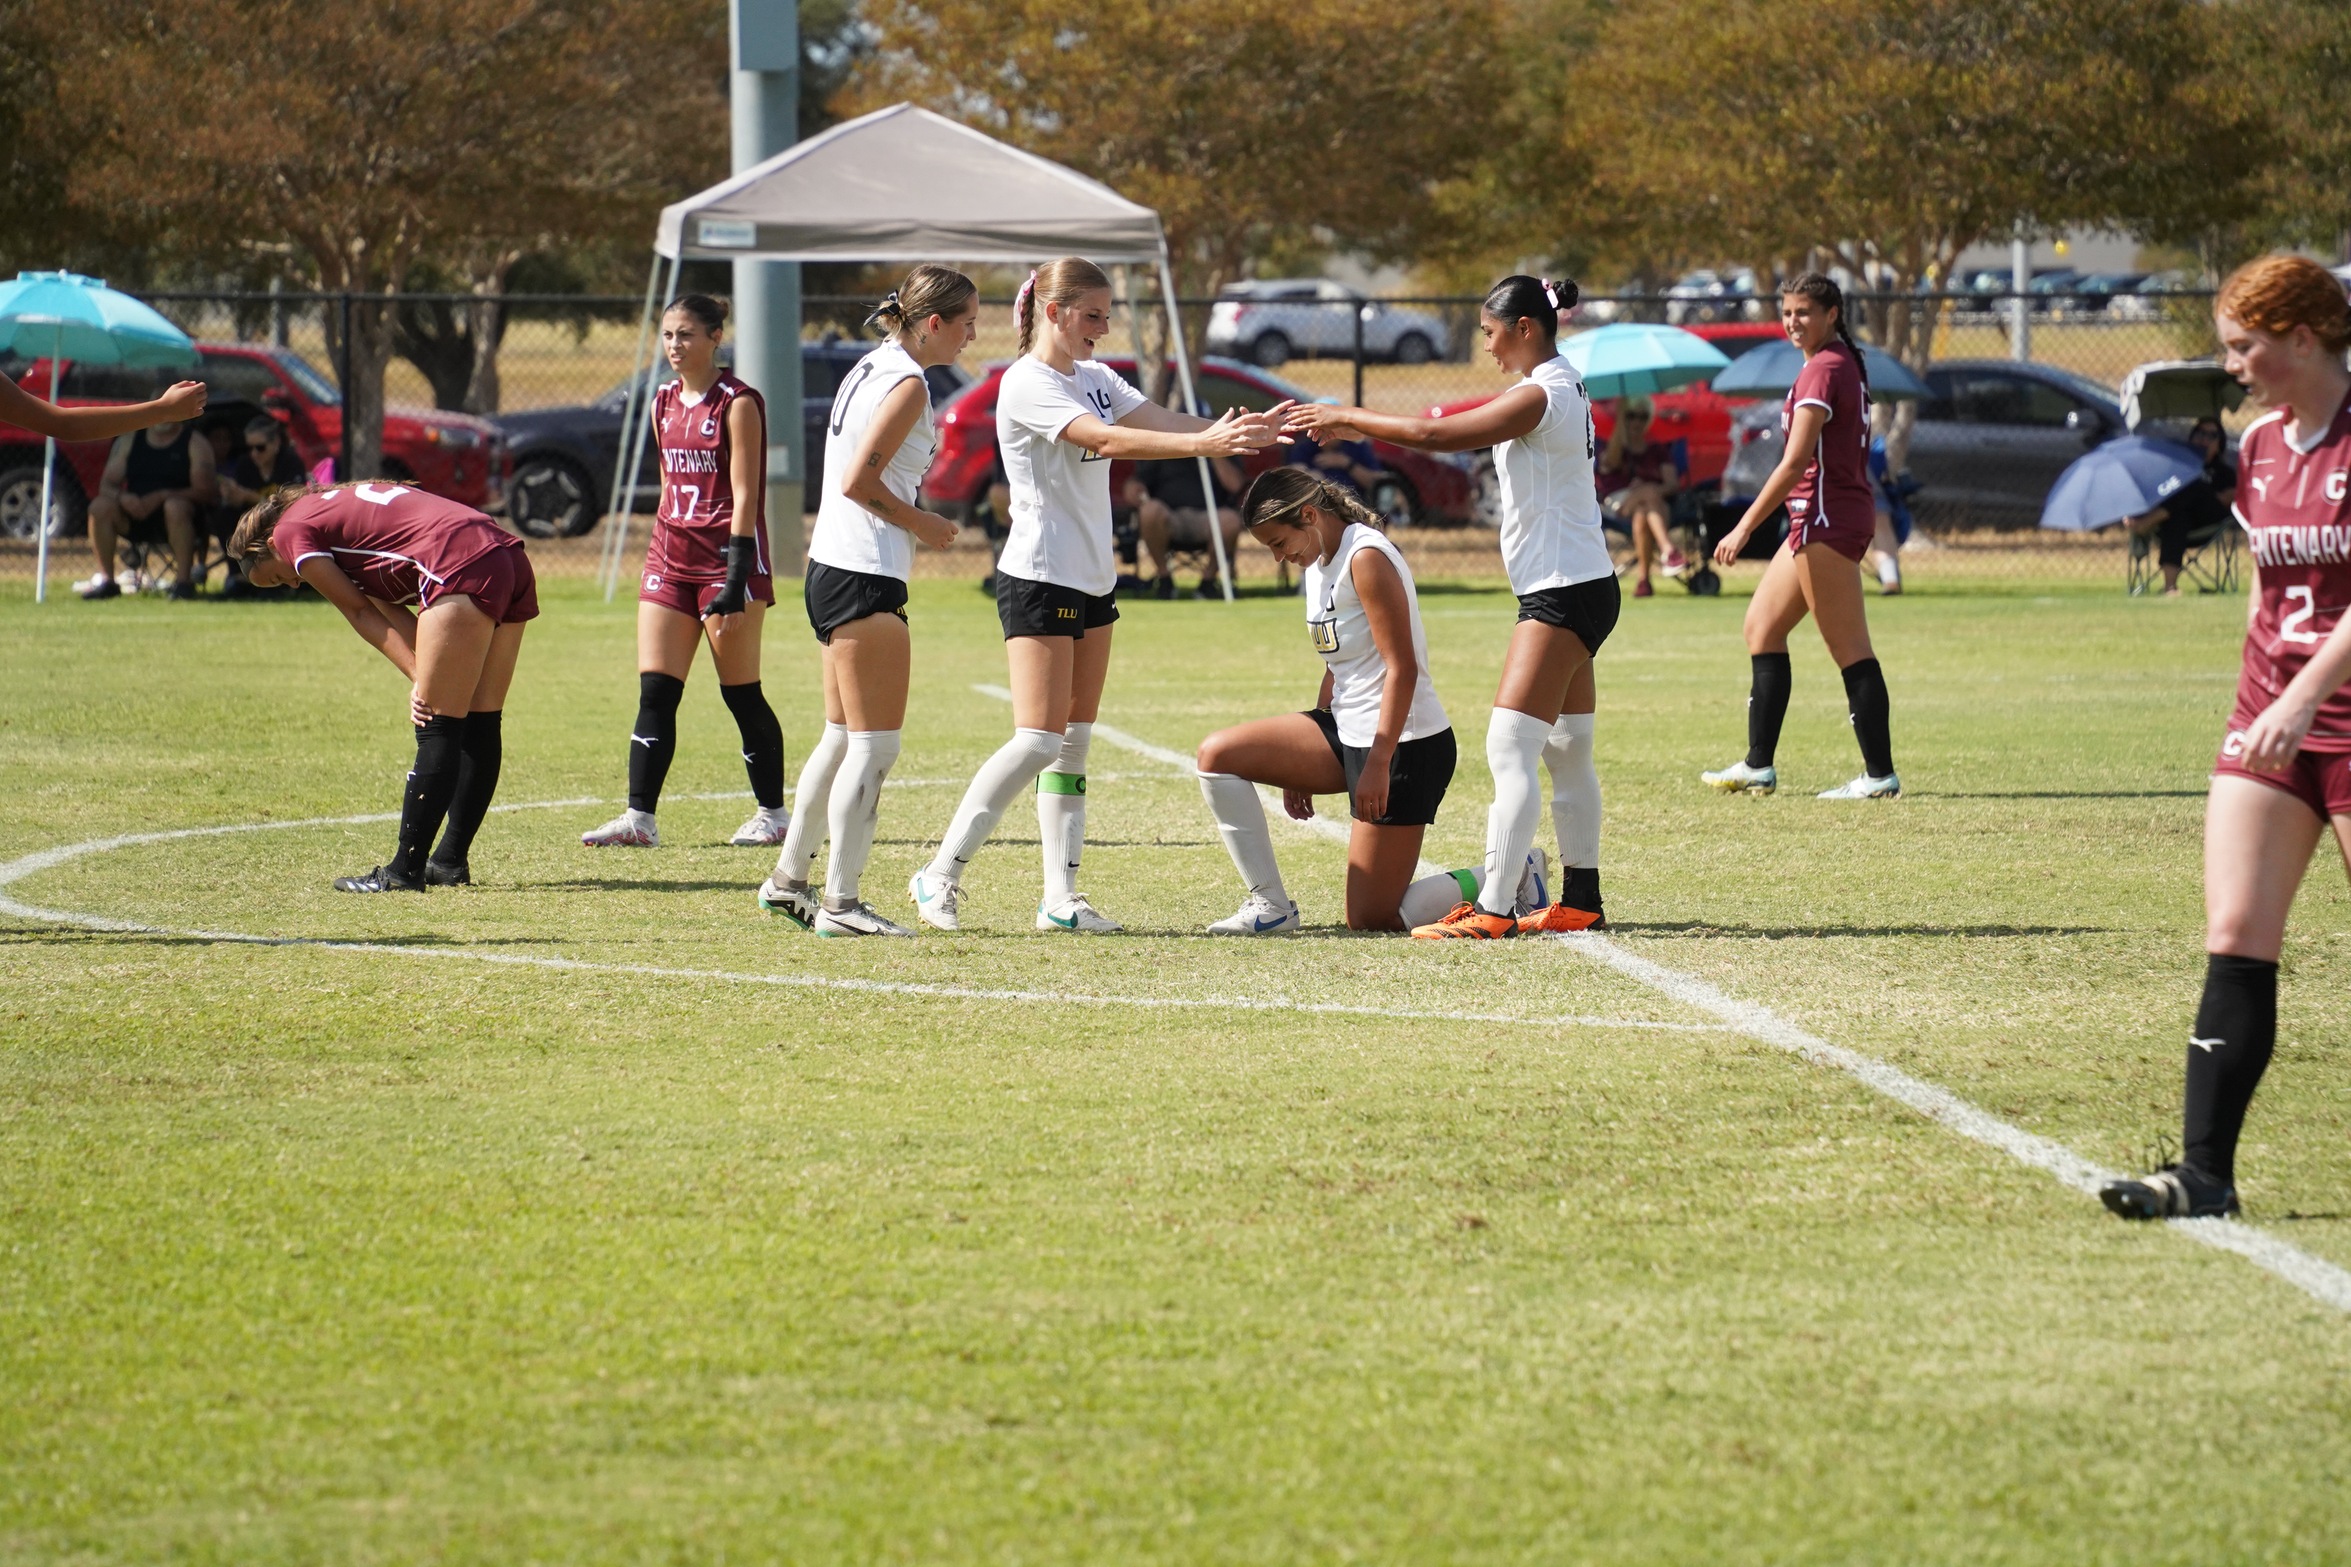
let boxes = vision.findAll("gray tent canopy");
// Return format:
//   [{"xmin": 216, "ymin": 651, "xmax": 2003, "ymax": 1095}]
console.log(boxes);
[{"xmin": 601, "ymin": 103, "xmax": 1232, "ymax": 598}]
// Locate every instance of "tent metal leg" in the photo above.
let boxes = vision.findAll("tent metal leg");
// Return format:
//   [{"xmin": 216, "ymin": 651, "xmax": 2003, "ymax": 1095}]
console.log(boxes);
[
  {"xmin": 34, "ymin": 333, "xmax": 59, "ymax": 603},
  {"xmin": 1159, "ymin": 248, "xmax": 1233, "ymax": 603},
  {"xmin": 602, "ymin": 253, "xmax": 670, "ymax": 601}
]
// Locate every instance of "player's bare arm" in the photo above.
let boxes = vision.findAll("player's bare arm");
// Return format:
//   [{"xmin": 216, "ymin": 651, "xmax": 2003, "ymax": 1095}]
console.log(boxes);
[
  {"xmin": 1716, "ymin": 401, "xmax": 1829, "ymax": 565},
  {"xmin": 298, "ymin": 556, "xmax": 417, "ymax": 681},
  {"xmin": 0, "ymin": 373, "xmax": 207, "ymax": 442},
  {"xmin": 843, "ymin": 376, "xmax": 956, "ymax": 549}
]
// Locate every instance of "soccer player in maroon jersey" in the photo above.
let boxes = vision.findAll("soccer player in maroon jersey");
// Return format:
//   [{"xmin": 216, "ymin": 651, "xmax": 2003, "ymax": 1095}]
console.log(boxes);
[
  {"xmin": 1701, "ymin": 272, "xmax": 1898, "ymax": 801},
  {"xmin": 231, "ymin": 481, "xmax": 536, "ymax": 891},
  {"xmin": 2103, "ymin": 255, "xmax": 2351, "ymax": 1221},
  {"xmin": 581, "ymin": 294, "xmax": 790, "ymax": 851}
]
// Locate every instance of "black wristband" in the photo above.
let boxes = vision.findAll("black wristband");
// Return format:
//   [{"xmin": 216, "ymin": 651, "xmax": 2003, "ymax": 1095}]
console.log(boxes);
[{"xmin": 724, "ymin": 534, "xmax": 758, "ymax": 591}]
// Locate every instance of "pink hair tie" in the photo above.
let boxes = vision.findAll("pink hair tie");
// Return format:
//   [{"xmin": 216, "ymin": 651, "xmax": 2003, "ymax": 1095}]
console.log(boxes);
[
  {"xmin": 1015, "ymin": 269, "xmax": 1038, "ymax": 317},
  {"xmin": 1540, "ymin": 278, "xmax": 1560, "ymax": 310}
]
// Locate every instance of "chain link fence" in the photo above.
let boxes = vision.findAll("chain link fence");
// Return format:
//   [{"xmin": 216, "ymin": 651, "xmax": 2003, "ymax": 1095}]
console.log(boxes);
[{"xmin": 1, "ymin": 287, "xmax": 2236, "ymax": 597}]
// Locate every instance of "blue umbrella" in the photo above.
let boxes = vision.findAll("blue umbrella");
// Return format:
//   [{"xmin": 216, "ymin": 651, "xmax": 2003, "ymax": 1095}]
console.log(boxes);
[
  {"xmin": 0, "ymin": 272, "xmax": 198, "ymax": 602},
  {"xmin": 2038, "ymin": 435, "xmax": 2205, "ymax": 532},
  {"xmin": 1558, "ymin": 322, "xmax": 1731, "ymax": 400},
  {"xmin": 1711, "ymin": 338, "xmax": 1929, "ymax": 400}
]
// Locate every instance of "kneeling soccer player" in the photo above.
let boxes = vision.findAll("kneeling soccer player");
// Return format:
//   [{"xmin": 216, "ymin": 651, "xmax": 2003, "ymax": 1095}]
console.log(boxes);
[
  {"xmin": 2103, "ymin": 255, "xmax": 2351, "ymax": 1221},
  {"xmin": 1192, "ymin": 468, "xmax": 1545, "ymax": 933},
  {"xmin": 233, "ymin": 481, "xmax": 533, "ymax": 892}
]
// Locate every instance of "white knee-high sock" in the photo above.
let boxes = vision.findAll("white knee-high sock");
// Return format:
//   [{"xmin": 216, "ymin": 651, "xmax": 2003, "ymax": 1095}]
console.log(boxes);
[
  {"xmin": 1400, "ymin": 866, "xmax": 1481, "ymax": 929},
  {"xmin": 1038, "ymin": 721, "xmax": 1093, "ymax": 906},
  {"xmin": 928, "ymin": 727, "xmax": 1064, "ymax": 883},
  {"xmin": 1542, "ymin": 712, "xmax": 1601, "ymax": 869},
  {"xmin": 773, "ymin": 721, "xmax": 848, "ymax": 883},
  {"xmin": 1477, "ymin": 709, "xmax": 1554, "ymax": 916},
  {"xmin": 824, "ymin": 729, "xmax": 901, "ymax": 906},
  {"xmin": 1199, "ymin": 772, "xmax": 1288, "ymax": 905}
]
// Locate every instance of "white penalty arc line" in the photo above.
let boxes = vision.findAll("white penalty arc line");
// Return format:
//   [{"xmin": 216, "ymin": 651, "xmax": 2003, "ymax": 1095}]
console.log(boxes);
[
  {"xmin": 0, "ymin": 805, "xmax": 1725, "ymax": 1040},
  {"xmin": 982, "ymin": 682, "xmax": 2351, "ymax": 1316}
]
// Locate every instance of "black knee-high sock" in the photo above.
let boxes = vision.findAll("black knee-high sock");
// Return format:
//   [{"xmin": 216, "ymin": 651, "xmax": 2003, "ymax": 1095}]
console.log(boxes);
[
  {"xmin": 1839, "ymin": 656, "xmax": 1894, "ymax": 778},
  {"xmin": 2183, "ymin": 953, "xmax": 2279, "ymax": 1186},
  {"xmin": 628, "ymin": 672, "xmax": 684, "ymax": 814},
  {"xmin": 431, "ymin": 710, "xmax": 502, "ymax": 868},
  {"xmin": 394, "ymin": 716, "xmax": 464, "ymax": 883},
  {"xmin": 721, "ymin": 680, "xmax": 786, "ymax": 810},
  {"xmin": 1745, "ymin": 652, "xmax": 1792, "ymax": 769}
]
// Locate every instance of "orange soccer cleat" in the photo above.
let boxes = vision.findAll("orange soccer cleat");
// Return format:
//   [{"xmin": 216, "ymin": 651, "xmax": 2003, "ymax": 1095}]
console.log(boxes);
[
  {"xmin": 1410, "ymin": 902, "xmax": 1517, "ymax": 940},
  {"xmin": 1515, "ymin": 901, "xmax": 1607, "ymax": 934}
]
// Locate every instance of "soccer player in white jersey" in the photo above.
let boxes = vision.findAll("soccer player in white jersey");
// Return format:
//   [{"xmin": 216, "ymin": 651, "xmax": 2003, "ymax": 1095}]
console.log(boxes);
[
  {"xmin": 757, "ymin": 267, "xmax": 976, "ymax": 937},
  {"xmin": 1193, "ymin": 468, "xmax": 1546, "ymax": 933},
  {"xmin": 908, "ymin": 257, "xmax": 1290, "ymax": 934},
  {"xmin": 2103, "ymin": 256, "xmax": 2351, "ymax": 1221},
  {"xmin": 1286, "ymin": 275, "xmax": 1612, "ymax": 939}
]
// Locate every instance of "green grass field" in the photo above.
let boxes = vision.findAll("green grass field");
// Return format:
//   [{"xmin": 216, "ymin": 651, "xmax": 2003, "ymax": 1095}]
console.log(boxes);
[{"xmin": 5, "ymin": 572, "xmax": 2350, "ymax": 1563}]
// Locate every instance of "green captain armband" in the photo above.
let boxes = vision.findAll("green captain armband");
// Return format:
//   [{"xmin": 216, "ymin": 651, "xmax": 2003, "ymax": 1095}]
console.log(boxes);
[
  {"xmin": 1037, "ymin": 772, "xmax": 1087, "ymax": 796},
  {"xmin": 1449, "ymin": 868, "xmax": 1479, "ymax": 902}
]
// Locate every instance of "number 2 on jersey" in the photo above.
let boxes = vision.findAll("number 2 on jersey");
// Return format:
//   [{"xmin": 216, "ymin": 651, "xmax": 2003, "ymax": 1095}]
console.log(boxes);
[
  {"xmin": 2281, "ymin": 584, "xmax": 2321, "ymax": 644},
  {"xmin": 353, "ymin": 482, "xmax": 413, "ymax": 506}
]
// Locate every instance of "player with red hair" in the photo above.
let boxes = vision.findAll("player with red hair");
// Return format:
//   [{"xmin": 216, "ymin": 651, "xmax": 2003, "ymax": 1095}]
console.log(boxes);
[{"xmin": 2104, "ymin": 254, "xmax": 2351, "ymax": 1221}]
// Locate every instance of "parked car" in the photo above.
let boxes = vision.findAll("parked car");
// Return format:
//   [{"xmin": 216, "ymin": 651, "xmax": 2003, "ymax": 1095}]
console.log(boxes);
[
  {"xmin": 1723, "ymin": 357, "xmax": 2126, "ymax": 528},
  {"xmin": 1205, "ymin": 280, "xmax": 1450, "ymax": 369},
  {"xmin": 2070, "ymin": 272, "xmax": 2149, "ymax": 313},
  {"xmin": 921, "ymin": 355, "xmax": 1474, "ymax": 530},
  {"xmin": 1422, "ymin": 321, "xmax": 1786, "ymax": 525},
  {"xmin": 493, "ymin": 338, "xmax": 970, "ymax": 538},
  {"xmin": 0, "ymin": 342, "xmax": 507, "ymax": 541},
  {"xmin": 1664, "ymin": 268, "xmax": 1762, "ymax": 324}
]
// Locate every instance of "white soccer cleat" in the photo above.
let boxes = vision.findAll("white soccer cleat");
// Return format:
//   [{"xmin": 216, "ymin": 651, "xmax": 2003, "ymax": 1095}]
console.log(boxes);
[
  {"xmin": 908, "ymin": 869, "xmax": 962, "ymax": 932},
  {"xmin": 1037, "ymin": 894, "xmax": 1121, "ymax": 934},
  {"xmin": 1817, "ymin": 771, "xmax": 1901, "ymax": 800},
  {"xmin": 815, "ymin": 900, "xmax": 916, "ymax": 938},
  {"xmin": 582, "ymin": 809, "xmax": 658, "ymax": 847},
  {"xmin": 729, "ymin": 806, "xmax": 792, "ymax": 846},
  {"xmin": 1701, "ymin": 760, "xmax": 1777, "ymax": 796},
  {"xmin": 757, "ymin": 876, "xmax": 819, "ymax": 930},
  {"xmin": 1515, "ymin": 846, "xmax": 1551, "ymax": 918},
  {"xmin": 1207, "ymin": 894, "xmax": 1301, "ymax": 937}
]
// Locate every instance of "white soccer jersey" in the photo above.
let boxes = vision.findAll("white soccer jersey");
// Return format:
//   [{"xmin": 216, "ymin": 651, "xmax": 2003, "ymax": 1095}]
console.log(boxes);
[
  {"xmin": 809, "ymin": 340, "xmax": 933, "ymax": 582},
  {"xmin": 995, "ymin": 355, "xmax": 1149, "ymax": 596},
  {"xmin": 1493, "ymin": 355, "xmax": 1613, "ymax": 594},
  {"xmin": 1302, "ymin": 522, "xmax": 1449, "ymax": 748}
]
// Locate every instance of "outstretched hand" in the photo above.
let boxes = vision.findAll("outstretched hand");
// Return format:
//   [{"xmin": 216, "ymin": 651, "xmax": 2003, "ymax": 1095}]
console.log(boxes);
[
  {"xmin": 1197, "ymin": 402, "xmax": 1292, "ymax": 458},
  {"xmin": 157, "ymin": 381, "xmax": 209, "ymax": 423},
  {"xmin": 1283, "ymin": 402, "xmax": 1363, "ymax": 444}
]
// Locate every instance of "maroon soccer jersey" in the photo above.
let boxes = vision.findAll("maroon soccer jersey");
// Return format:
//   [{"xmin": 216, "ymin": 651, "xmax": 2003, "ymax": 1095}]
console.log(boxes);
[
  {"xmin": 2230, "ymin": 395, "xmax": 2351, "ymax": 751},
  {"xmin": 1781, "ymin": 341, "xmax": 1876, "ymax": 538},
  {"xmin": 272, "ymin": 482, "xmax": 517, "ymax": 605},
  {"xmin": 644, "ymin": 372, "xmax": 769, "ymax": 581}
]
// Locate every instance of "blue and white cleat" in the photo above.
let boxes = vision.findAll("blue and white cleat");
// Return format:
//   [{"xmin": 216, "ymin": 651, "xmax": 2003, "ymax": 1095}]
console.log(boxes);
[
  {"xmin": 907, "ymin": 869, "xmax": 962, "ymax": 932},
  {"xmin": 1515, "ymin": 846, "xmax": 1551, "ymax": 918},
  {"xmin": 1037, "ymin": 894, "xmax": 1122, "ymax": 934},
  {"xmin": 1207, "ymin": 894, "xmax": 1301, "ymax": 937},
  {"xmin": 1701, "ymin": 760, "xmax": 1777, "ymax": 795},
  {"xmin": 1817, "ymin": 771, "xmax": 1901, "ymax": 800}
]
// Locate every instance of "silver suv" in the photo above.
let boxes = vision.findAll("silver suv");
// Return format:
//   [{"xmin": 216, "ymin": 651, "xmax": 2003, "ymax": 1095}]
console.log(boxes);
[{"xmin": 1206, "ymin": 280, "xmax": 1450, "ymax": 368}]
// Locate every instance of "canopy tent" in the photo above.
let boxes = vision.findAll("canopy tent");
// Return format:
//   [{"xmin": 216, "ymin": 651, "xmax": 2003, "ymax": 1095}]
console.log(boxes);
[{"xmin": 602, "ymin": 104, "xmax": 1233, "ymax": 598}]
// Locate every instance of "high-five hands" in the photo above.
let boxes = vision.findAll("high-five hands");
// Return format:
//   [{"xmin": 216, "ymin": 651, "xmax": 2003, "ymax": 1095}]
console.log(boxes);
[
  {"xmin": 1282, "ymin": 402, "xmax": 1365, "ymax": 445},
  {"xmin": 1197, "ymin": 400, "xmax": 1296, "ymax": 457}
]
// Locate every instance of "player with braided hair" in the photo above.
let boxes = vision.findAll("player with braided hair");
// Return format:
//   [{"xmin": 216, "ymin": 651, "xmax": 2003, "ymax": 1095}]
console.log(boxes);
[
  {"xmin": 1702, "ymin": 271, "xmax": 1899, "ymax": 801},
  {"xmin": 1286, "ymin": 274, "xmax": 1605, "ymax": 938}
]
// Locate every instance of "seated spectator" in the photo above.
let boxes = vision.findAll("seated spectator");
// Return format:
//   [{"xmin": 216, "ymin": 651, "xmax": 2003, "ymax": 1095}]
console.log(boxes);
[
  {"xmin": 2125, "ymin": 416, "xmax": 2236, "ymax": 596},
  {"xmin": 1289, "ymin": 430, "xmax": 1385, "ymax": 494},
  {"xmin": 78, "ymin": 418, "xmax": 216, "ymax": 601},
  {"xmin": 1124, "ymin": 453, "xmax": 1245, "ymax": 599},
  {"xmin": 1597, "ymin": 398, "xmax": 1685, "ymax": 597},
  {"xmin": 215, "ymin": 416, "xmax": 309, "ymax": 596}
]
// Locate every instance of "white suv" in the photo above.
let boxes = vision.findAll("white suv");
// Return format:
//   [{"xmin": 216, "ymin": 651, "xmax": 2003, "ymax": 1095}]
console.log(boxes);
[{"xmin": 1206, "ymin": 280, "xmax": 1450, "ymax": 368}]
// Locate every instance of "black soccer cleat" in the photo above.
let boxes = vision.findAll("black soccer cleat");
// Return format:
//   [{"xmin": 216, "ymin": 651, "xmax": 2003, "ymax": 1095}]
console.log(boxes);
[
  {"xmin": 424, "ymin": 859, "xmax": 471, "ymax": 887},
  {"xmin": 333, "ymin": 864, "xmax": 426, "ymax": 894},
  {"xmin": 2099, "ymin": 1163, "xmax": 2240, "ymax": 1221}
]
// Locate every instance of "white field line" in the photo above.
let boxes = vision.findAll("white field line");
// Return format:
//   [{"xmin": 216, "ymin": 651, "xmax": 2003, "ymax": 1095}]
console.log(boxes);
[
  {"xmin": 1025, "ymin": 686, "xmax": 2351, "ymax": 1316},
  {"xmin": 0, "ymin": 805, "xmax": 1724, "ymax": 1038}
]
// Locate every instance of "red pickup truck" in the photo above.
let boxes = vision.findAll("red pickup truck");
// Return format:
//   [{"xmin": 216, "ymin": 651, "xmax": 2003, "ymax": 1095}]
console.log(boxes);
[{"xmin": 0, "ymin": 342, "xmax": 508, "ymax": 541}]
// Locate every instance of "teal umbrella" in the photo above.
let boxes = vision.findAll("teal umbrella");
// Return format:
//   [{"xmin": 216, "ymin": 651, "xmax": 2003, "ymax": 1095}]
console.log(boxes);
[
  {"xmin": 1558, "ymin": 322, "xmax": 1732, "ymax": 400},
  {"xmin": 1711, "ymin": 338, "xmax": 1929, "ymax": 400},
  {"xmin": 0, "ymin": 271, "xmax": 198, "ymax": 602}
]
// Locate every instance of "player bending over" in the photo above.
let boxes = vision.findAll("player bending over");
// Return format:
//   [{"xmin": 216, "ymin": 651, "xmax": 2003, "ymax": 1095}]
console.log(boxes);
[
  {"xmin": 2104, "ymin": 256, "xmax": 2351, "ymax": 1221},
  {"xmin": 232, "ymin": 481, "xmax": 534, "ymax": 891},
  {"xmin": 1700, "ymin": 272, "xmax": 1899, "ymax": 801},
  {"xmin": 758, "ymin": 267, "xmax": 976, "ymax": 937},
  {"xmin": 906, "ymin": 256, "xmax": 1287, "ymax": 935},
  {"xmin": 1286, "ymin": 276, "xmax": 1608, "ymax": 938},
  {"xmin": 1193, "ymin": 468, "xmax": 1543, "ymax": 933},
  {"xmin": 581, "ymin": 293, "xmax": 791, "ymax": 852}
]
